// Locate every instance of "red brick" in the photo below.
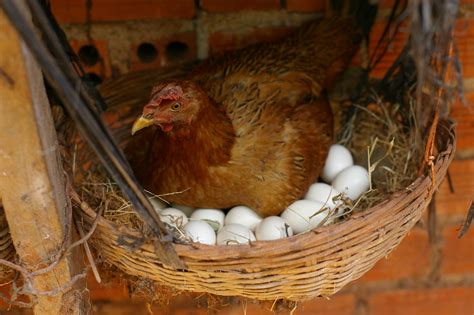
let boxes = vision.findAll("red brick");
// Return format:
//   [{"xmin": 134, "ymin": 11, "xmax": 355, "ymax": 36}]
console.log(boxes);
[
  {"xmin": 50, "ymin": 0, "xmax": 195, "ymax": 23},
  {"xmin": 70, "ymin": 40, "xmax": 112, "ymax": 80},
  {"xmin": 224, "ymin": 303, "xmax": 274, "ymax": 315},
  {"xmin": 286, "ymin": 0, "xmax": 396, "ymax": 12},
  {"xmin": 50, "ymin": 0, "xmax": 87, "ymax": 24},
  {"xmin": 88, "ymin": 273, "xmax": 129, "ymax": 301},
  {"xmin": 0, "ymin": 308, "xmax": 32, "ymax": 314},
  {"xmin": 90, "ymin": 294, "xmax": 354, "ymax": 315},
  {"xmin": 0, "ymin": 282, "xmax": 30, "ymax": 311},
  {"xmin": 456, "ymin": 19, "xmax": 474, "ymax": 78},
  {"xmin": 298, "ymin": 294, "xmax": 355, "ymax": 315},
  {"xmin": 247, "ymin": 295, "xmax": 354, "ymax": 315},
  {"xmin": 130, "ymin": 32, "xmax": 197, "ymax": 72},
  {"xmin": 369, "ymin": 287, "xmax": 474, "ymax": 315},
  {"xmin": 200, "ymin": 0, "xmax": 280, "ymax": 13},
  {"xmin": 369, "ymin": 20, "xmax": 409, "ymax": 78},
  {"xmin": 451, "ymin": 93, "xmax": 474, "ymax": 151},
  {"xmin": 173, "ymin": 308, "xmax": 212, "ymax": 315},
  {"xmin": 91, "ymin": 301, "xmax": 174, "ymax": 315},
  {"xmin": 441, "ymin": 225, "xmax": 474, "ymax": 275},
  {"xmin": 91, "ymin": 295, "xmax": 210, "ymax": 314},
  {"xmin": 212, "ymin": 294, "xmax": 355, "ymax": 315},
  {"xmin": 356, "ymin": 228, "xmax": 430, "ymax": 282},
  {"xmin": 378, "ymin": 0, "xmax": 398, "ymax": 9},
  {"xmin": 89, "ymin": 284, "xmax": 129, "ymax": 302},
  {"xmin": 90, "ymin": 295, "xmax": 355, "ymax": 314},
  {"xmin": 286, "ymin": 0, "xmax": 325, "ymax": 12},
  {"xmin": 208, "ymin": 27, "xmax": 294, "ymax": 55},
  {"xmin": 436, "ymin": 159, "xmax": 474, "ymax": 217}
]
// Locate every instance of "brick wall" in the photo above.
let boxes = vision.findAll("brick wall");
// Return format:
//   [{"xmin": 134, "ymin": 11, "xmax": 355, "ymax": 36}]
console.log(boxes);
[
  {"xmin": 48, "ymin": 0, "xmax": 416, "ymax": 80},
  {"xmin": 2, "ymin": 0, "xmax": 474, "ymax": 314}
]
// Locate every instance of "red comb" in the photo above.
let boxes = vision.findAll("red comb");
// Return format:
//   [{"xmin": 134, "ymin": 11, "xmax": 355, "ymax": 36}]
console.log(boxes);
[{"xmin": 150, "ymin": 84, "xmax": 183, "ymax": 102}]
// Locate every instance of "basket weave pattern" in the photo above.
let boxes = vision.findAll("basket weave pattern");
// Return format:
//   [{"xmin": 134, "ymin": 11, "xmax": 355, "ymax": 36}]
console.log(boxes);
[{"xmin": 77, "ymin": 122, "xmax": 455, "ymax": 301}]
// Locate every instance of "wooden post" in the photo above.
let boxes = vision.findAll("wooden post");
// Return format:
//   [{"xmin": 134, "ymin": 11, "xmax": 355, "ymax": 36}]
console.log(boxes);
[{"xmin": 0, "ymin": 4, "xmax": 86, "ymax": 315}]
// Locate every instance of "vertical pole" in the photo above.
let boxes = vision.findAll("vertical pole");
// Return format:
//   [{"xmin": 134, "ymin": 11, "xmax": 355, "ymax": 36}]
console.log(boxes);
[{"xmin": 0, "ymin": 3, "xmax": 86, "ymax": 314}]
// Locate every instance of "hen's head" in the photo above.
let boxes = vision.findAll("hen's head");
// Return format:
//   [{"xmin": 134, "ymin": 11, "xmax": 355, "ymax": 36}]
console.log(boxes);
[{"xmin": 131, "ymin": 80, "xmax": 202, "ymax": 135}]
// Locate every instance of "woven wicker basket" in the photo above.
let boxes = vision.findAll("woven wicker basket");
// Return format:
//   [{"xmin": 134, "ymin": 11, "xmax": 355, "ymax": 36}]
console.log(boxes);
[{"xmin": 72, "ymin": 69, "xmax": 456, "ymax": 302}]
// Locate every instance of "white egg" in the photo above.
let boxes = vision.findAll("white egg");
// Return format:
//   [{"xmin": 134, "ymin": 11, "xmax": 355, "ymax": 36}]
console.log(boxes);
[
  {"xmin": 159, "ymin": 208, "xmax": 188, "ymax": 229},
  {"xmin": 146, "ymin": 196, "xmax": 166, "ymax": 212},
  {"xmin": 172, "ymin": 204, "xmax": 195, "ymax": 217},
  {"xmin": 217, "ymin": 223, "xmax": 256, "ymax": 245},
  {"xmin": 321, "ymin": 144, "xmax": 354, "ymax": 183},
  {"xmin": 183, "ymin": 221, "xmax": 216, "ymax": 245},
  {"xmin": 280, "ymin": 200, "xmax": 330, "ymax": 234},
  {"xmin": 255, "ymin": 216, "xmax": 293, "ymax": 241},
  {"xmin": 304, "ymin": 183, "xmax": 342, "ymax": 209},
  {"xmin": 224, "ymin": 206, "xmax": 262, "ymax": 231},
  {"xmin": 190, "ymin": 208, "xmax": 225, "ymax": 231},
  {"xmin": 332, "ymin": 165, "xmax": 370, "ymax": 200}
]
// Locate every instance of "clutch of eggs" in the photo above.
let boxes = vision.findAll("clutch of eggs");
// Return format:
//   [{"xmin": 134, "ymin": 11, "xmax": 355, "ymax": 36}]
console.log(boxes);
[{"xmin": 147, "ymin": 144, "xmax": 368, "ymax": 245}]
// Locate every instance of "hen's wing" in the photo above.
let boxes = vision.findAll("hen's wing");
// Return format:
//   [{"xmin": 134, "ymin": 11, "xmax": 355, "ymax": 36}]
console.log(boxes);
[{"xmin": 204, "ymin": 91, "xmax": 334, "ymax": 216}]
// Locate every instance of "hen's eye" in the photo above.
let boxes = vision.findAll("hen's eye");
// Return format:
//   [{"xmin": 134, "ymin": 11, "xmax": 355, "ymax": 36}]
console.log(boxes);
[{"xmin": 171, "ymin": 103, "xmax": 181, "ymax": 111}]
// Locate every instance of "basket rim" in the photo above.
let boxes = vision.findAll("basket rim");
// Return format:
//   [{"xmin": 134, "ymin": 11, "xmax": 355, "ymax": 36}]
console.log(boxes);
[{"xmin": 77, "ymin": 119, "xmax": 456, "ymax": 263}]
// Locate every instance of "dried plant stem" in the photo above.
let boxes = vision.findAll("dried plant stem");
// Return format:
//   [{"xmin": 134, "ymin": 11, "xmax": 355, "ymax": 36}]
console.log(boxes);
[
  {"xmin": 422, "ymin": 40, "xmax": 454, "ymax": 194},
  {"xmin": 76, "ymin": 221, "xmax": 101, "ymax": 284}
]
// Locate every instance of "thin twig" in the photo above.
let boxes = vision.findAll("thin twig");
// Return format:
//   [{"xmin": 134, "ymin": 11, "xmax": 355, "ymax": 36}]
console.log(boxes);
[
  {"xmin": 0, "ymin": 292, "xmax": 33, "ymax": 309},
  {"xmin": 21, "ymin": 269, "xmax": 88, "ymax": 297},
  {"xmin": 76, "ymin": 220, "xmax": 101, "ymax": 283},
  {"xmin": 0, "ymin": 259, "xmax": 29, "ymax": 275},
  {"xmin": 65, "ymin": 190, "xmax": 104, "ymax": 254},
  {"xmin": 458, "ymin": 200, "xmax": 473, "ymax": 239},
  {"xmin": 144, "ymin": 188, "xmax": 191, "ymax": 204},
  {"xmin": 428, "ymin": 197, "xmax": 437, "ymax": 244}
]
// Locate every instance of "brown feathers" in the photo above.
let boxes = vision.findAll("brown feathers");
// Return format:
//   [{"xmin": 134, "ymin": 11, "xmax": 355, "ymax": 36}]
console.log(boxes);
[{"xmin": 126, "ymin": 17, "xmax": 360, "ymax": 216}]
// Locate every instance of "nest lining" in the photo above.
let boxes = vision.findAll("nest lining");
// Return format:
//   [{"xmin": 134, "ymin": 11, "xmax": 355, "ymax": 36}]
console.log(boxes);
[{"xmin": 340, "ymin": 93, "xmax": 423, "ymax": 210}]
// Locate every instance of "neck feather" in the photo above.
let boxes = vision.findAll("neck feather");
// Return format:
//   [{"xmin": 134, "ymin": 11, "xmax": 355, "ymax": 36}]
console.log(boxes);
[{"xmin": 163, "ymin": 100, "xmax": 235, "ymax": 166}]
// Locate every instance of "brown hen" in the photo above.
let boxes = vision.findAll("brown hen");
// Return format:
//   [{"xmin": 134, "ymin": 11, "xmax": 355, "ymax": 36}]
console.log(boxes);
[{"xmin": 127, "ymin": 17, "xmax": 361, "ymax": 217}]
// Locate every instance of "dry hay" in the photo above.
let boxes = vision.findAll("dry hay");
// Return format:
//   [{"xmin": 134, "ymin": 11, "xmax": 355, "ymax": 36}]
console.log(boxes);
[
  {"xmin": 339, "ymin": 92, "xmax": 422, "ymax": 211},
  {"xmin": 79, "ymin": 171, "xmax": 142, "ymax": 231}
]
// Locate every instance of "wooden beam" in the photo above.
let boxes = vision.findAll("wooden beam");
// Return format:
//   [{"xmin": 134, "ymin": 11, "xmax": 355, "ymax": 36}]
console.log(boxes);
[{"xmin": 0, "ymin": 4, "xmax": 86, "ymax": 315}]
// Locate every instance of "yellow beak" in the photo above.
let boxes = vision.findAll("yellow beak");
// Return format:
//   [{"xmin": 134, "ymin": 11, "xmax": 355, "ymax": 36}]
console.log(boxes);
[{"xmin": 131, "ymin": 116, "xmax": 154, "ymax": 135}]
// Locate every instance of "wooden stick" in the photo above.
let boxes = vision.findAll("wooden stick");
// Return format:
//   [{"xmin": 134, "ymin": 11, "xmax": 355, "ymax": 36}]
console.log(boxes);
[
  {"xmin": 0, "ymin": 3, "xmax": 87, "ymax": 313},
  {"xmin": 421, "ymin": 40, "xmax": 454, "ymax": 195}
]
